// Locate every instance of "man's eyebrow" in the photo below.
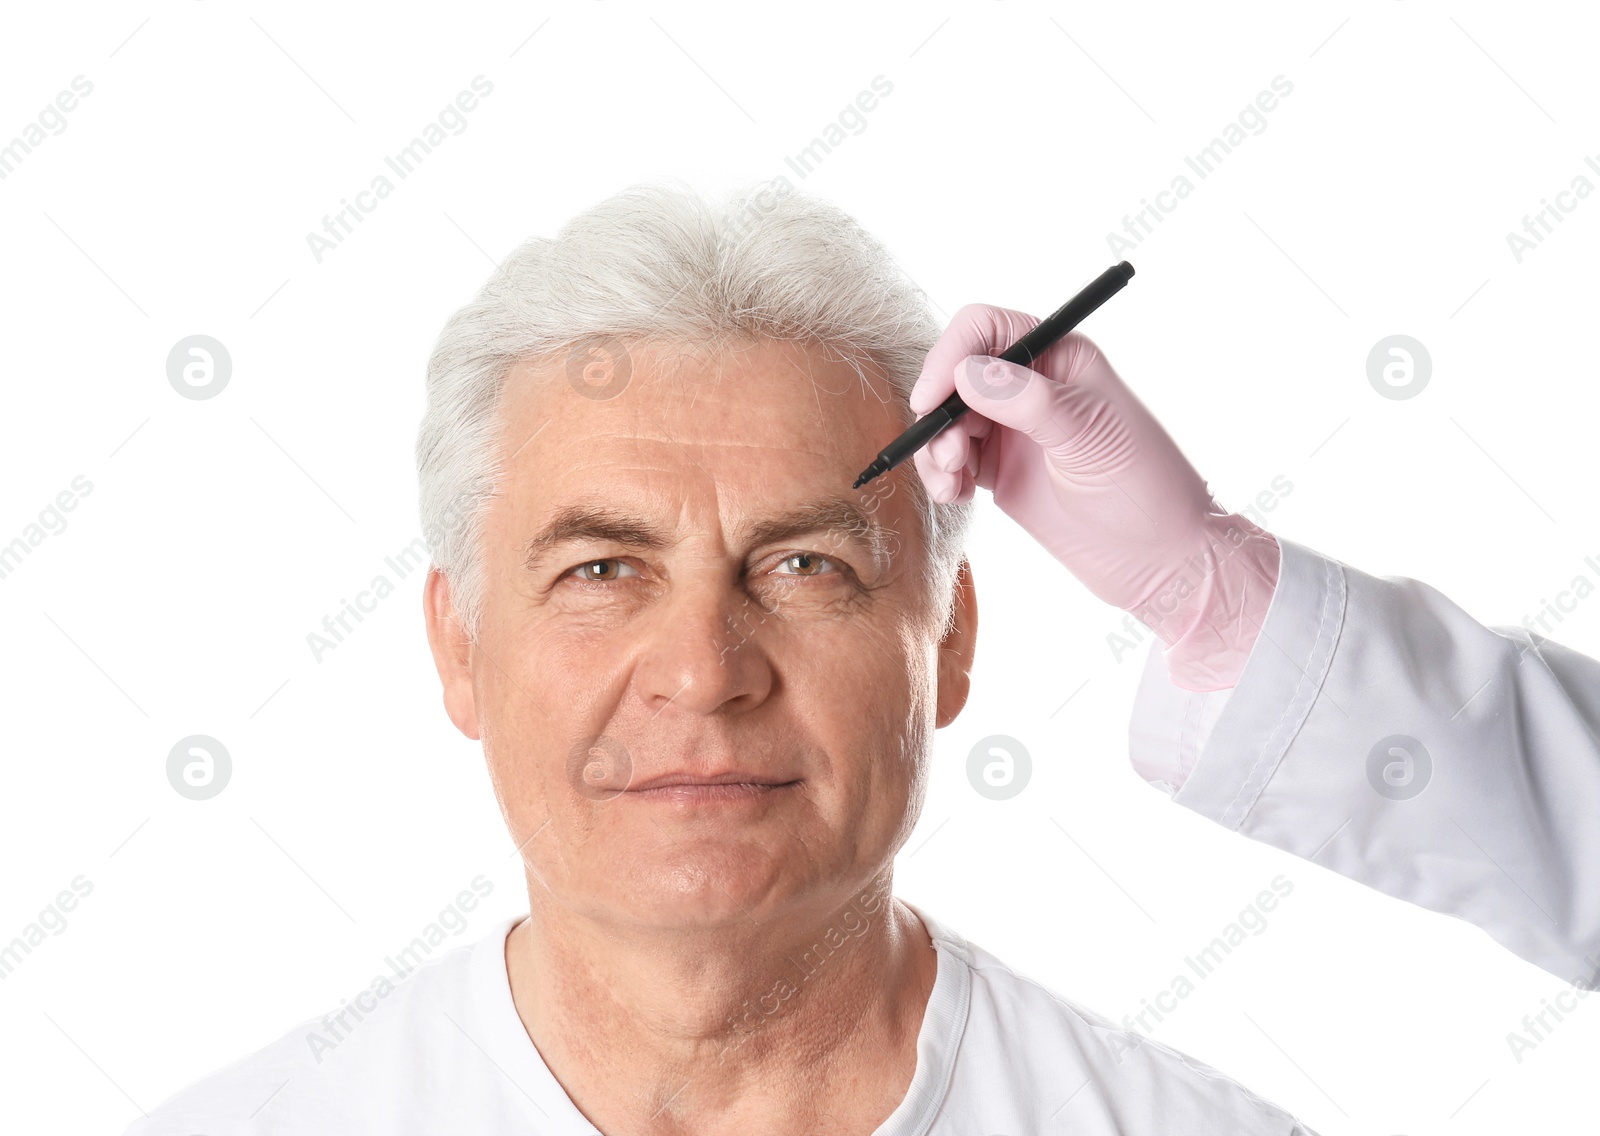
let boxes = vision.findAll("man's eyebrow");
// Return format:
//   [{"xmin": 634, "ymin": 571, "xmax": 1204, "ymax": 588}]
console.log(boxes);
[
  {"xmin": 742, "ymin": 499, "xmax": 892, "ymax": 568},
  {"xmin": 521, "ymin": 505, "xmax": 672, "ymax": 570},
  {"xmin": 521, "ymin": 498, "xmax": 894, "ymax": 570}
]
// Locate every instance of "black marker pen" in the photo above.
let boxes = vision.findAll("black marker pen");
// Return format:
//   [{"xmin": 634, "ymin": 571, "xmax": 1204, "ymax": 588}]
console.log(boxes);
[{"xmin": 852, "ymin": 261, "xmax": 1136, "ymax": 490}]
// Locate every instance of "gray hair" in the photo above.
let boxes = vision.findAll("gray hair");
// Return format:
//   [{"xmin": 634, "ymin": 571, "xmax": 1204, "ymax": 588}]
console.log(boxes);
[{"xmin": 415, "ymin": 178, "xmax": 974, "ymax": 644}]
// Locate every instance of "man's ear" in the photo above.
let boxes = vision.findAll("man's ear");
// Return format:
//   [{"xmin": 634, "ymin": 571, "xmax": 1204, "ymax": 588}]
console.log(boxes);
[
  {"xmin": 935, "ymin": 559, "xmax": 977, "ymax": 730},
  {"xmin": 423, "ymin": 567, "xmax": 482, "ymax": 741}
]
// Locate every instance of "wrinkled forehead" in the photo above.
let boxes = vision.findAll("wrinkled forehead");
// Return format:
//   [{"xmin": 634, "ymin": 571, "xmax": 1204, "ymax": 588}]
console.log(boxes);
[
  {"xmin": 497, "ymin": 337, "xmax": 899, "ymax": 472},
  {"xmin": 486, "ymin": 336, "xmax": 920, "ymax": 550}
]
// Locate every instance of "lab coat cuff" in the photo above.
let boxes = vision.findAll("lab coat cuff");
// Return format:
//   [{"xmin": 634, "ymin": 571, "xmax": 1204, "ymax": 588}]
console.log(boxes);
[
  {"xmin": 1127, "ymin": 644, "xmax": 1235, "ymax": 795},
  {"xmin": 1135, "ymin": 535, "xmax": 1346, "ymax": 828},
  {"xmin": 1175, "ymin": 534, "xmax": 1345, "ymax": 828}
]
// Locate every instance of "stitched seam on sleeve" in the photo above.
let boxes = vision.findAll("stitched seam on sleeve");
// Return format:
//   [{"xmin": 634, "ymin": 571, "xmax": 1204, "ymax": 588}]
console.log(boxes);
[
  {"xmin": 1177, "ymin": 682, "xmax": 1205, "ymax": 781},
  {"xmin": 1217, "ymin": 554, "xmax": 1347, "ymax": 830}
]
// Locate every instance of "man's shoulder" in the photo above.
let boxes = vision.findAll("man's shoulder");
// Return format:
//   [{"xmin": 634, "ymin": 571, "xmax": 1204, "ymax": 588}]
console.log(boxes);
[
  {"xmin": 929, "ymin": 919, "xmax": 1314, "ymax": 1134},
  {"xmin": 119, "ymin": 928, "xmax": 488, "ymax": 1136}
]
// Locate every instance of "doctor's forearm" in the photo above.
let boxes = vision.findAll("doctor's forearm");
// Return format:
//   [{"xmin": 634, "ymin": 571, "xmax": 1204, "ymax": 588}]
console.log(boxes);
[{"xmin": 1130, "ymin": 536, "xmax": 1600, "ymax": 986}]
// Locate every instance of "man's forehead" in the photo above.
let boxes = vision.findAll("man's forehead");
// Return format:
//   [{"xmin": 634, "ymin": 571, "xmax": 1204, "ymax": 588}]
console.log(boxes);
[
  {"xmin": 502, "ymin": 339, "xmax": 898, "ymax": 440},
  {"xmin": 494, "ymin": 339, "xmax": 911, "ymax": 561},
  {"xmin": 502, "ymin": 374, "xmax": 900, "ymax": 501},
  {"xmin": 542, "ymin": 424, "xmax": 840, "ymax": 464}
]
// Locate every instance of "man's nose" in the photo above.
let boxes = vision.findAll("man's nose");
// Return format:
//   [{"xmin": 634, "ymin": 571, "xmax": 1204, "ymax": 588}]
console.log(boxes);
[{"xmin": 633, "ymin": 578, "xmax": 775, "ymax": 719}]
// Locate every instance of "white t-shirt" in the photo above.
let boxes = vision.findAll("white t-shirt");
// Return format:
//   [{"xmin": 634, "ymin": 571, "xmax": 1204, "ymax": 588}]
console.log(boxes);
[{"xmin": 123, "ymin": 906, "xmax": 1313, "ymax": 1134}]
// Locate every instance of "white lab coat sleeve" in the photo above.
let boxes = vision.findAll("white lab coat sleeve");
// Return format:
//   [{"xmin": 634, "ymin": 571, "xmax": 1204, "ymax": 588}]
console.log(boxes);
[{"xmin": 1128, "ymin": 535, "xmax": 1600, "ymax": 986}]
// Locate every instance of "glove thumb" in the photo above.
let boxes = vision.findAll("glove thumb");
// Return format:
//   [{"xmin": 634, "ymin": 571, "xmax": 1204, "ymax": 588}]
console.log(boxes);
[{"xmin": 951, "ymin": 355, "xmax": 1082, "ymax": 452}]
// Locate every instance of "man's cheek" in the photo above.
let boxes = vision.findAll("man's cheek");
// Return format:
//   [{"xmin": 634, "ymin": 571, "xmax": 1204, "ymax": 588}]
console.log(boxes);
[
  {"xmin": 481, "ymin": 725, "xmax": 566, "ymax": 818},
  {"xmin": 566, "ymin": 733, "xmax": 633, "ymax": 799}
]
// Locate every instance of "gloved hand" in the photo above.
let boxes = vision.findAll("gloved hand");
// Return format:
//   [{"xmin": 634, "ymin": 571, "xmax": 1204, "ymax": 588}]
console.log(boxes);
[{"xmin": 908, "ymin": 303, "xmax": 1281, "ymax": 693}]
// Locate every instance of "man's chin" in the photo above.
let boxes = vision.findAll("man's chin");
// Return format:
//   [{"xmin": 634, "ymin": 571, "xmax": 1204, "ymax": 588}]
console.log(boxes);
[{"xmin": 575, "ymin": 852, "xmax": 804, "ymax": 931}]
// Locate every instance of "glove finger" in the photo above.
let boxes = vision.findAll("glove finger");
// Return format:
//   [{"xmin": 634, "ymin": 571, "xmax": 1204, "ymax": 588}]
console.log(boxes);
[
  {"xmin": 912, "ymin": 443, "xmax": 962, "ymax": 503},
  {"xmin": 924, "ymin": 422, "xmax": 970, "ymax": 474},
  {"xmin": 964, "ymin": 439, "xmax": 983, "ymax": 479},
  {"xmin": 953, "ymin": 351, "xmax": 1086, "ymax": 453},
  {"xmin": 909, "ymin": 303, "xmax": 1042, "ymax": 416},
  {"xmin": 972, "ymin": 420, "xmax": 1004, "ymax": 490},
  {"xmin": 950, "ymin": 469, "xmax": 977, "ymax": 505}
]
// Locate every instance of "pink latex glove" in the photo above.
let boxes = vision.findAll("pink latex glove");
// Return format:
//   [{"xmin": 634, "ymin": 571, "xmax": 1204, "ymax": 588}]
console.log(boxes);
[{"xmin": 908, "ymin": 304, "xmax": 1281, "ymax": 692}]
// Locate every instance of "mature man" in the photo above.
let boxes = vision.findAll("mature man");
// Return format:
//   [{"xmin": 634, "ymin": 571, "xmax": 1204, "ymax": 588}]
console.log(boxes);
[{"xmin": 123, "ymin": 180, "xmax": 1314, "ymax": 1134}]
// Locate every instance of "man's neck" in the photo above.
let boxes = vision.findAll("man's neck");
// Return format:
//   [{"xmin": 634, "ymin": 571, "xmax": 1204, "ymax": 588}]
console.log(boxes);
[{"xmin": 503, "ymin": 880, "xmax": 938, "ymax": 1135}]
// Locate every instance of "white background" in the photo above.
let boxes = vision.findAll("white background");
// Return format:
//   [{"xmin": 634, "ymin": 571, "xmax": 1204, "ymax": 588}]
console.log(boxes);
[{"xmin": 2, "ymin": 2, "xmax": 1597, "ymax": 1133}]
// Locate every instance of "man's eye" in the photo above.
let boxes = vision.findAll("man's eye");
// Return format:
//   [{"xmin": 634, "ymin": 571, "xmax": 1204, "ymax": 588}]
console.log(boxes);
[
  {"xmin": 774, "ymin": 552, "xmax": 838, "ymax": 578},
  {"xmin": 562, "ymin": 553, "xmax": 840, "ymax": 586},
  {"xmin": 567, "ymin": 558, "xmax": 640, "ymax": 584}
]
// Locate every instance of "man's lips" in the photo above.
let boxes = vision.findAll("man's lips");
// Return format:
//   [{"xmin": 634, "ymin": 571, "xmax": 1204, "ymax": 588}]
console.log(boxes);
[
  {"xmin": 624, "ymin": 770, "xmax": 801, "ymax": 792},
  {"xmin": 617, "ymin": 771, "xmax": 803, "ymax": 804}
]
